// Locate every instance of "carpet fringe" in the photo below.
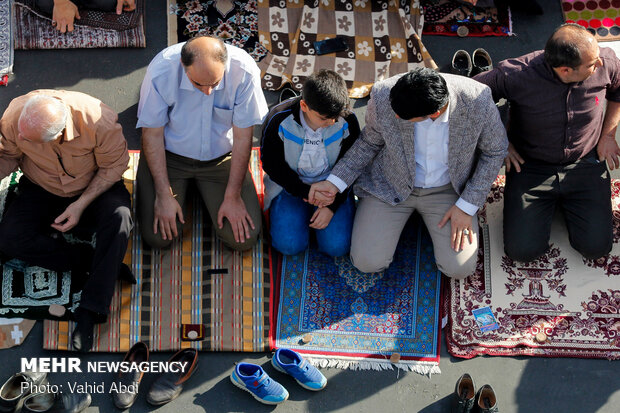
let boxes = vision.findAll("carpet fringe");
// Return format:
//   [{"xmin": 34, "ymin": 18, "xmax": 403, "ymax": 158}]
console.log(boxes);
[{"xmin": 303, "ymin": 356, "xmax": 441, "ymax": 377}]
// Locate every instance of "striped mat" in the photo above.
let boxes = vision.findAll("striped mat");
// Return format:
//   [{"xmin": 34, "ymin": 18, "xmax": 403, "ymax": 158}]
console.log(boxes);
[{"xmin": 43, "ymin": 149, "xmax": 271, "ymax": 352}]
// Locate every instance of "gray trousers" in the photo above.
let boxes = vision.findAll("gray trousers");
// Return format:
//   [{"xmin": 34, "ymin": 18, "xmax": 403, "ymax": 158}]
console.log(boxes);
[
  {"xmin": 350, "ymin": 184, "xmax": 478, "ymax": 279},
  {"xmin": 137, "ymin": 151, "xmax": 262, "ymax": 251}
]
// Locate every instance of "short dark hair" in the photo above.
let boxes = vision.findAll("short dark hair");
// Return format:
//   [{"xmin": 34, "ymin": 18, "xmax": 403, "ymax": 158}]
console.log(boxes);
[
  {"xmin": 301, "ymin": 70, "xmax": 350, "ymax": 119},
  {"xmin": 181, "ymin": 36, "xmax": 228, "ymax": 67},
  {"xmin": 390, "ymin": 68, "xmax": 449, "ymax": 120},
  {"xmin": 544, "ymin": 23, "xmax": 589, "ymax": 69}
]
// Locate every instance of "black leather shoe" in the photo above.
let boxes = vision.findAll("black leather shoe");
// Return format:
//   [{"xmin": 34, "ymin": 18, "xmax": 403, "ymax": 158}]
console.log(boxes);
[
  {"xmin": 0, "ymin": 372, "xmax": 47, "ymax": 412},
  {"xmin": 22, "ymin": 391, "xmax": 91, "ymax": 413},
  {"xmin": 72, "ymin": 310, "xmax": 95, "ymax": 353},
  {"xmin": 475, "ymin": 384, "xmax": 499, "ymax": 413},
  {"xmin": 111, "ymin": 342, "xmax": 149, "ymax": 409},
  {"xmin": 118, "ymin": 263, "xmax": 137, "ymax": 285},
  {"xmin": 471, "ymin": 48, "xmax": 493, "ymax": 76},
  {"xmin": 146, "ymin": 348, "xmax": 198, "ymax": 406},
  {"xmin": 454, "ymin": 373, "xmax": 475, "ymax": 413},
  {"xmin": 451, "ymin": 50, "xmax": 472, "ymax": 77}
]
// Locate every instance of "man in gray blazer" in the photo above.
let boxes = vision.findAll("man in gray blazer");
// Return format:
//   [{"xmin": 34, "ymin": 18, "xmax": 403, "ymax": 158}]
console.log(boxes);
[{"xmin": 310, "ymin": 68, "xmax": 508, "ymax": 278}]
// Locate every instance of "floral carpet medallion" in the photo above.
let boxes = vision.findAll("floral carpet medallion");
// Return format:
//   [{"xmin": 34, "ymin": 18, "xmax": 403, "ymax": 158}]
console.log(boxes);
[
  {"xmin": 274, "ymin": 220, "xmax": 442, "ymax": 375},
  {"xmin": 446, "ymin": 176, "xmax": 620, "ymax": 359},
  {"xmin": 173, "ymin": 0, "xmax": 267, "ymax": 62}
]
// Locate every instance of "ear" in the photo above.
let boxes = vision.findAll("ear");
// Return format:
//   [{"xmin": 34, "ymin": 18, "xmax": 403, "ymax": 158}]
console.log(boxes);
[
  {"xmin": 300, "ymin": 99, "xmax": 309, "ymax": 113},
  {"xmin": 556, "ymin": 66, "xmax": 573, "ymax": 77},
  {"xmin": 428, "ymin": 110, "xmax": 442, "ymax": 120}
]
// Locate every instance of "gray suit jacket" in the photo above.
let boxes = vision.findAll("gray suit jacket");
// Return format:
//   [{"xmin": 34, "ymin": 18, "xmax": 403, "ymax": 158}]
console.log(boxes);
[{"xmin": 331, "ymin": 73, "xmax": 508, "ymax": 209}]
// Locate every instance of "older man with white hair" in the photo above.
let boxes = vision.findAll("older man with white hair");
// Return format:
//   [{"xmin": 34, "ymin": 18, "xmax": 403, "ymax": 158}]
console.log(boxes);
[{"xmin": 0, "ymin": 90, "xmax": 131, "ymax": 352}]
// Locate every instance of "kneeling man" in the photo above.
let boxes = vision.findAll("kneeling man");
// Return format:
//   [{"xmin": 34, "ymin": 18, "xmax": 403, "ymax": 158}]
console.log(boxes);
[
  {"xmin": 0, "ymin": 90, "xmax": 132, "ymax": 352},
  {"xmin": 311, "ymin": 68, "xmax": 508, "ymax": 278}
]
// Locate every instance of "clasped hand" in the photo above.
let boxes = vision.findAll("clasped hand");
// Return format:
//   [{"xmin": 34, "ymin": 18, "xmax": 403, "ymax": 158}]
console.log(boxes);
[{"xmin": 307, "ymin": 181, "xmax": 338, "ymax": 207}]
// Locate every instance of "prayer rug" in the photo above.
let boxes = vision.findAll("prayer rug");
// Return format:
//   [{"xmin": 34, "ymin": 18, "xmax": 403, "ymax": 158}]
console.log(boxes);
[
  {"xmin": 257, "ymin": 0, "xmax": 437, "ymax": 98},
  {"xmin": 38, "ymin": 150, "xmax": 271, "ymax": 352},
  {"xmin": 421, "ymin": 0, "xmax": 512, "ymax": 37},
  {"xmin": 272, "ymin": 217, "xmax": 442, "ymax": 375},
  {"xmin": 0, "ymin": 318, "xmax": 35, "ymax": 349},
  {"xmin": 13, "ymin": 0, "xmax": 146, "ymax": 49},
  {"xmin": 0, "ymin": 172, "xmax": 95, "ymax": 321},
  {"xmin": 0, "ymin": 0, "xmax": 12, "ymax": 77},
  {"xmin": 446, "ymin": 177, "xmax": 620, "ymax": 360},
  {"xmin": 562, "ymin": 0, "xmax": 620, "ymax": 42},
  {"xmin": 171, "ymin": 0, "xmax": 268, "ymax": 62}
]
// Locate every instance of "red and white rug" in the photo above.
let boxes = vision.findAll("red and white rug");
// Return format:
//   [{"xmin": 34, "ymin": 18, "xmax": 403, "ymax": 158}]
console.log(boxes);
[{"xmin": 446, "ymin": 176, "xmax": 620, "ymax": 360}]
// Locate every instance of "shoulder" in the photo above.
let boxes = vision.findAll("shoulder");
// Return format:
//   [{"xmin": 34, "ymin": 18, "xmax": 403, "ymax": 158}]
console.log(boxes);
[
  {"xmin": 263, "ymin": 98, "xmax": 298, "ymax": 132},
  {"xmin": 600, "ymin": 47, "xmax": 620, "ymax": 72},
  {"xmin": 226, "ymin": 44, "xmax": 261, "ymax": 76},
  {"xmin": 493, "ymin": 50, "xmax": 546, "ymax": 79},
  {"xmin": 370, "ymin": 74, "xmax": 403, "ymax": 99},
  {"xmin": 443, "ymin": 74, "xmax": 492, "ymax": 103},
  {"xmin": 145, "ymin": 43, "xmax": 184, "ymax": 80}
]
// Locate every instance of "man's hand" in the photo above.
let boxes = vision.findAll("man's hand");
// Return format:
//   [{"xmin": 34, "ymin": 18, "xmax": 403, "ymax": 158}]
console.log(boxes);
[
  {"xmin": 309, "ymin": 207, "xmax": 334, "ymax": 230},
  {"xmin": 217, "ymin": 195, "xmax": 255, "ymax": 244},
  {"xmin": 597, "ymin": 135, "xmax": 620, "ymax": 170},
  {"xmin": 438, "ymin": 205, "xmax": 474, "ymax": 252},
  {"xmin": 308, "ymin": 181, "xmax": 338, "ymax": 207},
  {"xmin": 116, "ymin": 0, "xmax": 136, "ymax": 14},
  {"xmin": 505, "ymin": 142, "xmax": 524, "ymax": 173},
  {"xmin": 52, "ymin": 0, "xmax": 80, "ymax": 33},
  {"xmin": 153, "ymin": 191, "xmax": 184, "ymax": 241},
  {"xmin": 51, "ymin": 201, "xmax": 85, "ymax": 233}
]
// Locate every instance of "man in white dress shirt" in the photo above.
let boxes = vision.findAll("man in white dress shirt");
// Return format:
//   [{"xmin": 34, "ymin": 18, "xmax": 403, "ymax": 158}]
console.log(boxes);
[
  {"xmin": 310, "ymin": 68, "xmax": 507, "ymax": 278},
  {"xmin": 136, "ymin": 36, "xmax": 268, "ymax": 250}
]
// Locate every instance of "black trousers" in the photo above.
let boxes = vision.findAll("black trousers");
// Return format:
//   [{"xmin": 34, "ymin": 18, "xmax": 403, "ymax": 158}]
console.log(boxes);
[
  {"xmin": 503, "ymin": 155, "xmax": 612, "ymax": 262},
  {"xmin": 34, "ymin": 0, "xmax": 117, "ymax": 16},
  {"xmin": 0, "ymin": 178, "xmax": 132, "ymax": 315}
]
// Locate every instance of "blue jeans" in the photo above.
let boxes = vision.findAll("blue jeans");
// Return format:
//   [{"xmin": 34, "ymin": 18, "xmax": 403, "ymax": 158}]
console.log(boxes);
[{"xmin": 269, "ymin": 191, "xmax": 355, "ymax": 257}]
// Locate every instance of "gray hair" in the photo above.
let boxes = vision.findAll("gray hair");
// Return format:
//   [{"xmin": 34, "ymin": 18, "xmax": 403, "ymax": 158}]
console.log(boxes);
[{"xmin": 19, "ymin": 94, "xmax": 68, "ymax": 142}]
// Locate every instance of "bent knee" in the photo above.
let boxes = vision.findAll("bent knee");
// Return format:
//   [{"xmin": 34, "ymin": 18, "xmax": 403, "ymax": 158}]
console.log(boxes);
[
  {"xmin": 504, "ymin": 241, "xmax": 548, "ymax": 263},
  {"xmin": 350, "ymin": 252, "xmax": 391, "ymax": 274},
  {"xmin": 140, "ymin": 229, "xmax": 173, "ymax": 250},
  {"xmin": 573, "ymin": 239, "xmax": 612, "ymax": 260},
  {"xmin": 436, "ymin": 256, "xmax": 477, "ymax": 280}
]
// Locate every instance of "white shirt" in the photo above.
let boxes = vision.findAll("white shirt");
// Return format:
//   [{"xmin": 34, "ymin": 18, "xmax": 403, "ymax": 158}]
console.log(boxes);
[
  {"xmin": 136, "ymin": 43, "xmax": 268, "ymax": 161},
  {"xmin": 297, "ymin": 109, "xmax": 330, "ymax": 184},
  {"xmin": 328, "ymin": 104, "xmax": 478, "ymax": 216}
]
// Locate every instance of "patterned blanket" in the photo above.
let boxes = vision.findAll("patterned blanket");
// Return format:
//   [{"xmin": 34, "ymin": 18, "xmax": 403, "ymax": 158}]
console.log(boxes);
[
  {"xmin": 562, "ymin": 0, "xmax": 620, "ymax": 42},
  {"xmin": 257, "ymin": 0, "xmax": 437, "ymax": 98},
  {"xmin": 272, "ymin": 217, "xmax": 442, "ymax": 375},
  {"xmin": 14, "ymin": 0, "xmax": 146, "ymax": 49},
  {"xmin": 446, "ymin": 177, "xmax": 620, "ymax": 360},
  {"xmin": 172, "ymin": 0, "xmax": 267, "ymax": 62},
  {"xmin": 35, "ymin": 150, "xmax": 271, "ymax": 352}
]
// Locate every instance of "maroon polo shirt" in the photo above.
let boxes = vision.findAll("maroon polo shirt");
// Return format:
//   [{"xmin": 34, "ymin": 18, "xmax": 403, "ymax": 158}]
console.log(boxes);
[{"xmin": 474, "ymin": 48, "xmax": 620, "ymax": 164}]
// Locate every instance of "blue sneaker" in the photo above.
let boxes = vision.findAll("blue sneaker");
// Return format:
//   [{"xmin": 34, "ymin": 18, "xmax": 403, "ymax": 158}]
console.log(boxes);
[
  {"xmin": 230, "ymin": 363, "xmax": 289, "ymax": 405},
  {"xmin": 271, "ymin": 348, "xmax": 327, "ymax": 391}
]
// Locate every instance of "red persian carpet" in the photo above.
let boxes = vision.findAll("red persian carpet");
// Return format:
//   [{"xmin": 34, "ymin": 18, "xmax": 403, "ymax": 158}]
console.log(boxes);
[
  {"xmin": 422, "ymin": 0, "xmax": 512, "ymax": 37},
  {"xmin": 446, "ymin": 176, "xmax": 620, "ymax": 360}
]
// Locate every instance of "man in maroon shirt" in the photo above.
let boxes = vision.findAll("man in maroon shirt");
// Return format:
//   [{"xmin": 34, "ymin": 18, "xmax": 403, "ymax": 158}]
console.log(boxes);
[{"xmin": 475, "ymin": 23, "xmax": 620, "ymax": 262}]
